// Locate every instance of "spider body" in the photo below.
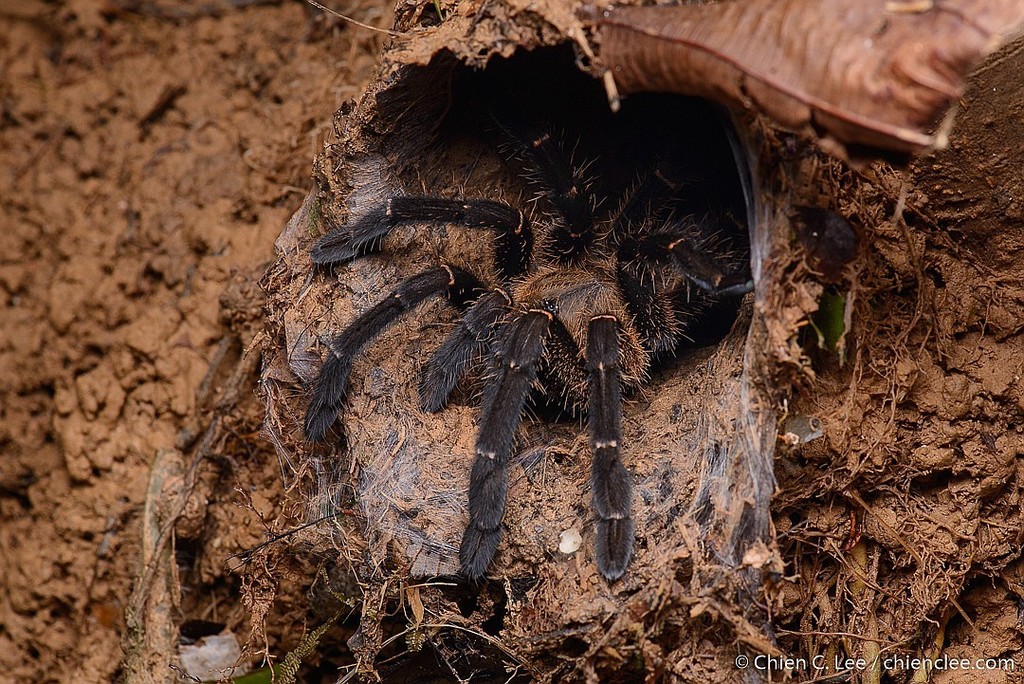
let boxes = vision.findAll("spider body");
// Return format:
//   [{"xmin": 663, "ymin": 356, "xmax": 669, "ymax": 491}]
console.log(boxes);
[
  {"xmin": 509, "ymin": 264, "xmax": 648, "ymax": 402},
  {"xmin": 304, "ymin": 112, "xmax": 751, "ymax": 581}
]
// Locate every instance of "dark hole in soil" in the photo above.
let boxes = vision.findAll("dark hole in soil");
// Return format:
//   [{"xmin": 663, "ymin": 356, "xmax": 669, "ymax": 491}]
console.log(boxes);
[
  {"xmin": 925, "ymin": 264, "xmax": 946, "ymax": 288},
  {"xmin": 456, "ymin": 590, "xmax": 478, "ymax": 618},
  {"xmin": 178, "ymin": 619, "xmax": 227, "ymax": 642},
  {"xmin": 378, "ymin": 44, "xmax": 751, "ymax": 422},
  {"xmin": 480, "ymin": 587, "xmax": 507, "ymax": 635},
  {"xmin": 174, "ymin": 536, "xmax": 211, "ymax": 582},
  {"xmin": 562, "ymin": 635, "xmax": 589, "ymax": 657},
  {"xmin": 435, "ymin": 45, "xmax": 750, "ymax": 241}
]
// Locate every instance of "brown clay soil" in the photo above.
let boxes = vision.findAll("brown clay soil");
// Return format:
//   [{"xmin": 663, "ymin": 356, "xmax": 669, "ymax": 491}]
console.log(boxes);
[
  {"xmin": 0, "ymin": 1, "xmax": 382, "ymax": 681},
  {"xmin": 3, "ymin": 0, "xmax": 1024, "ymax": 682}
]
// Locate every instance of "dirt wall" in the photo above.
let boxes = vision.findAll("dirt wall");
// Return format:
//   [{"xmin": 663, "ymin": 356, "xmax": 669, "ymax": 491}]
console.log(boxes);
[{"xmin": 0, "ymin": 2, "xmax": 381, "ymax": 681}]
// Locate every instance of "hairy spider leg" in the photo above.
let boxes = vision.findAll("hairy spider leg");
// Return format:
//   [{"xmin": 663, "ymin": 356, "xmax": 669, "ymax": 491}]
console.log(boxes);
[
  {"xmin": 586, "ymin": 315, "xmax": 635, "ymax": 580},
  {"xmin": 605, "ymin": 168, "xmax": 681, "ymax": 246},
  {"xmin": 666, "ymin": 236, "xmax": 753, "ymax": 296},
  {"xmin": 606, "ymin": 173, "xmax": 701, "ymax": 354},
  {"xmin": 614, "ymin": 260, "xmax": 683, "ymax": 355},
  {"xmin": 419, "ymin": 288, "xmax": 511, "ymax": 413},
  {"xmin": 623, "ymin": 229, "xmax": 754, "ymax": 298},
  {"xmin": 493, "ymin": 118, "xmax": 597, "ymax": 264},
  {"xmin": 304, "ymin": 265, "xmax": 485, "ymax": 442},
  {"xmin": 311, "ymin": 197, "xmax": 533, "ymax": 281},
  {"xmin": 460, "ymin": 308, "xmax": 552, "ymax": 581}
]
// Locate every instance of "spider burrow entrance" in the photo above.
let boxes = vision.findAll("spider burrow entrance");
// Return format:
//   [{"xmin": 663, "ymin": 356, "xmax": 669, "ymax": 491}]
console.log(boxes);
[{"xmin": 303, "ymin": 45, "xmax": 754, "ymax": 582}]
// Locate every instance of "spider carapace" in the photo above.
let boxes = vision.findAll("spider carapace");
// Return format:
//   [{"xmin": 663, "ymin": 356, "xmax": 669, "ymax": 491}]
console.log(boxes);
[{"xmin": 303, "ymin": 97, "xmax": 753, "ymax": 582}]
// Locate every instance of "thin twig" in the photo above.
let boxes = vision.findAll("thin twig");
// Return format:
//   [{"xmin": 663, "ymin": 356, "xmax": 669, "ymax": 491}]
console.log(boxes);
[{"xmin": 304, "ymin": 0, "xmax": 401, "ymax": 36}]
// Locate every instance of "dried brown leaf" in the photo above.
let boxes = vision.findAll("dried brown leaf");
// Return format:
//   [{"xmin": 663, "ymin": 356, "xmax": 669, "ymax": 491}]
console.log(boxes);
[{"xmin": 584, "ymin": 0, "xmax": 1024, "ymax": 160}]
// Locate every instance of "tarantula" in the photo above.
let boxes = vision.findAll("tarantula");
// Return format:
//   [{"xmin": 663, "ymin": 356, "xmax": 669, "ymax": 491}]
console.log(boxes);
[{"xmin": 303, "ymin": 115, "xmax": 752, "ymax": 581}]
